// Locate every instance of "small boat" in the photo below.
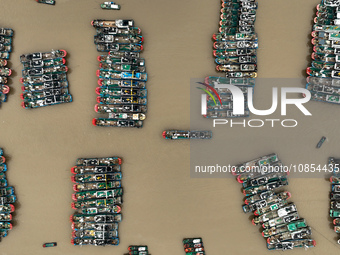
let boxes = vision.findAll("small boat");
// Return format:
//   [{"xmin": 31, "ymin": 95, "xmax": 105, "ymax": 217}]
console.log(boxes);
[
  {"xmin": 94, "ymin": 104, "xmax": 147, "ymax": 114},
  {"xmin": 70, "ymin": 213, "xmax": 122, "ymax": 223},
  {"xmin": 0, "ymin": 28, "xmax": 13, "ymax": 37},
  {"xmin": 72, "ymin": 188, "xmax": 123, "ymax": 201},
  {"xmin": 76, "ymin": 157, "xmax": 121, "ymax": 166},
  {"xmin": 73, "ymin": 181, "xmax": 121, "ymax": 192},
  {"xmin": 20, "ymin": 50, "xmax": 66, "ymax": 63},
  {"xmin": 21, "ymin": 65, "xmax": 68, "ymax": 77},
  {"xmin": 71, "ymin": 237, "xmax": 119, "ymax": 246},
  {"xmin": 36, "ymin": 0, "xmax": 55, "ymax": 5},
  {"xmin": 43, "ymin": 242, "xmax": 57, "ymax": 247},
  {"xmin": 21, "ymin": 95, "xmax": 73, "ymax": 109},
  {"xmin": 20, "ymin": 73, "xmax": 67, "ymax": 85},
  {"xmin": 92, "ymin": 118, "xmax": 144, "ymax": 128},
  {"xmin": 72, "ymin": 229, "xmax": 118, "ymax": 239},
  {"xmin": 71, "ymin": 165, "xmax": 121, "ymax": 175},
  {"xmin": 21, "ymin": 88, "xmax": 69, "ymax": 101},
  {"xmin": 101, "ymin": 2, "xmax": 120, "ymax": 10},
  {"xmin": 71, "ymin": 172, "xmax": 122, "ymax": 183},
  {"xmin": 92, "ymin": 19, "xmax": 134, "ymax": 29},
  {"xmin": 71, "ymin": 197, "xmax": 122, "ymax": 209},
  {"xmin": 163, "ymin": 130, "xmax": 212, "ymax": 140}
]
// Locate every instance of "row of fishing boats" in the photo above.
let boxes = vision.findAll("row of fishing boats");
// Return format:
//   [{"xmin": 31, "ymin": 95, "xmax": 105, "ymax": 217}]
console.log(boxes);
[
  {"xmin": 0, "ymin": 148, "xmax": 16, "ymax": 243},
  {"xmin": 91, "ymin": 20, "xmax": 147, "ymax": 128},
  {"xmin": 201, "ymin": 0, "xmax": 258, "ymax": 119},
  {"xmin": 233, "ymin": 153, "xmax": 315, "ymax": 250},
  {"xmin": 70, "ymin": 157, "xmax": 123, "ymax": 246},
  {"xmin": 0, "ymin": 28, "xmax": 13, "ymax": 107},
  {"xmin": 19, "ymin": 49, "xmax": 72, "ymax": 109},
  {"xmin": 306, "ymin": 0, "xmax": 340, "ymax": 105}
]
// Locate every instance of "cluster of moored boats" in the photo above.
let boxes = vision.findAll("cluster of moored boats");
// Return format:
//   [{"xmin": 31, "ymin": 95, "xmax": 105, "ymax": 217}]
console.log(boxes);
[
  {"xmin": 0, "ymin": 148, "xmax": 16, "ymax": 243},
  {"xmin": 182, "ymin": 238, "xmax": 205, "ymax": 255},
  {"xmin": 70, "ymin": 157, "xmax": 123, "ymax": 246},
  {"xmin": 307, "ymin": 0, "xmax": 340, "ymax": 104},
  {"xmin": 200, "ymin": 0, "xmax": 258, "ymax": 118},
  {"xmin": 0, "ymin": 28, "xmax": 13, "ymax": 107},
  {"xmin": 91, "ymin": 19, "xmax": 147, "ymax": 128},
  {"xmin": 233, "ymin": 154, "xmax": 315, "ymax": 250},
  {"xmin": 213, "ymin": 0, "xmax": 258, "ymax": 78},
  {"xmin": 19, "ymin": 49, "xmax": 72, "ymax": 109},
  {"xmin": 329, "ymin": 157, "xmax": 340, "ymax": 244}
]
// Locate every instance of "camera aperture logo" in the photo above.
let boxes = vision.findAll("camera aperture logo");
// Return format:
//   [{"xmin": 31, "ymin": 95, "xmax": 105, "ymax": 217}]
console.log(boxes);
[{"xmin": 199, "ymin": 83, "xmax": 312, "ymax": 128}]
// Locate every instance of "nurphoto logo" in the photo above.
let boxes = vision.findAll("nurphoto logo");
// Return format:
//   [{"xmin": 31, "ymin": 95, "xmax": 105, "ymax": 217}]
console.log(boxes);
[{"xmin": 199, "ymin": 84, "xmax": 312, "ymax": 128}]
